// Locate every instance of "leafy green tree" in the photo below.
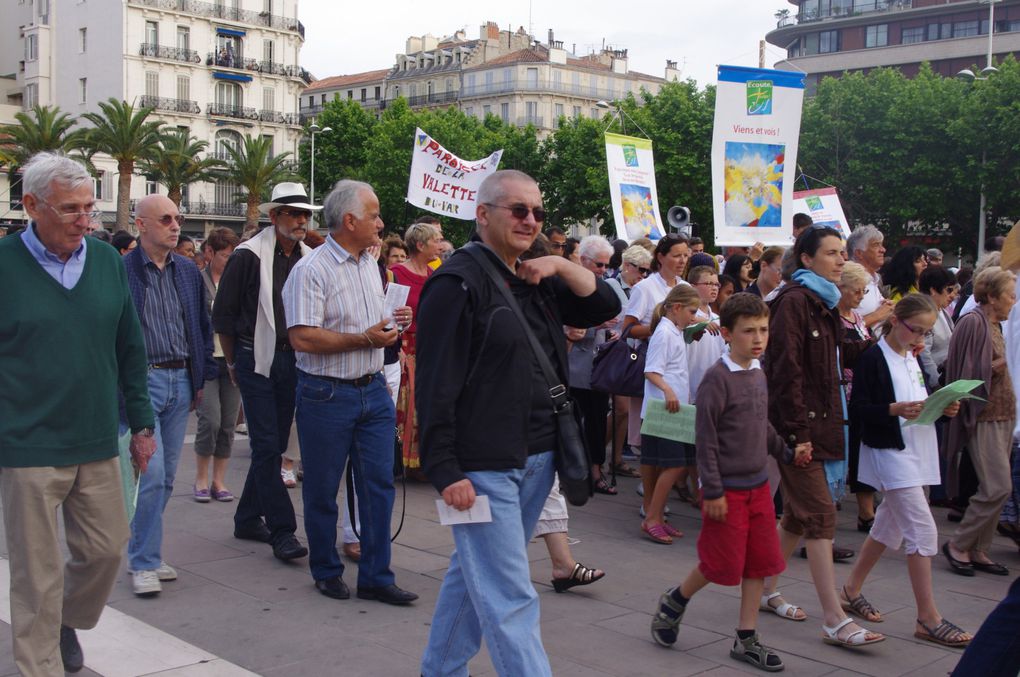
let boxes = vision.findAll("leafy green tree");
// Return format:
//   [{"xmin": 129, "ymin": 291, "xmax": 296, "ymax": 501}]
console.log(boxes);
[
  {"xmin": 81, "ymin": 99, "xmax": 163, "ymax": 230},
  {"xmin": 539, "ymin": 115, "xmax": 612, "ymax": 233},
  {"xmin": 359, "ymin": 98, "xmax": 423, "ymax": 231},
  {"xmin": 218, "ymin": 134, "xmax": 296, "ymax": 233},
  {"xmin": 138, "ymin": 129, "xmax": 224, "ymax": 207},
  {"xmin": 0, "ymin": 105, "xmax": 85, "ymax": 169},
  {"xmin": 298, "ymin": 98, "xmax": 378, "ymax": 200}
]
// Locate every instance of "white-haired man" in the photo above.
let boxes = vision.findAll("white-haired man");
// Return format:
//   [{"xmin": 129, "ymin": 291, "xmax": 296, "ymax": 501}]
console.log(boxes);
[
  {"xmin": 0, "ymin": 152, "xmax": 155, "ymax": 675},
  {"xmin": 846, "ymin": 225, "xmax": 894, "ymax": 329}
]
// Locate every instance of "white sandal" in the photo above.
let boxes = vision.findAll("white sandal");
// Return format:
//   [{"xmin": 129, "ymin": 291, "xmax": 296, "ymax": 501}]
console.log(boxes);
[
  {"xmin": 822, "ymin": 616, "xmax": 885, "ymax": 647},
  {"xmin": 759, "ymin": 591, "xmax": 806, "ymax": 622}
]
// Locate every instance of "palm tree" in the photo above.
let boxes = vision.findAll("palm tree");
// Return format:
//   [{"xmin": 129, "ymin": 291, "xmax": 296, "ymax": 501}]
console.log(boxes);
[
  {"xmin": 0, "ymin": 105, "xmax": 85, "ymax": 170},
  {"xmin": 138, "ymin": 130, "xmax": 224, "ymax": 208},
  {"xmin": 81, "ymin": 98, "xmax": 163, "ymax": 230},
  {"xmin": 218, "ymin": 134, "xmax": 296, "ymax": 233}
]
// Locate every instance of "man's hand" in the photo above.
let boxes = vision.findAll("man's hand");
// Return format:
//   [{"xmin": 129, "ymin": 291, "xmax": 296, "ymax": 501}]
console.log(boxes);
[
  {"xmin": 365, "ymin": 319, "xmax": 400, "ymax": 348},
  {"xmin": 703, "ymin": 496, "xmax": 728, "ymax": 522},
  {"xmin": 226, "ymin": 364, "xmax": 238, "ymax": 387},
  {"xmin": 129, "ymin": 433, "xmax": 156, "ymax": 473},
  {"xmin": 392, "ymin": 305, "xmax": 413, "ymax": 332},
  {"xmin": 517, "ymin": 255, "xmax": 568, "ymax": 285},
  {"xmin": 442, "ymin": 479, "xmax": 477, "ymax": 511},
  {"xmin": 191, "ymin": 388, "xmax": 204, "ymax": 412},
  {"xmin": 793, "ymin": 442, "xmax": 813, "ymax": 467},
  {"xmin": 943, "ymin": 401, "xmax": 961, "ymax": 418},
  {"xmin": 865, "ymin": 299, "xmax": 894, "ymax": 327}
]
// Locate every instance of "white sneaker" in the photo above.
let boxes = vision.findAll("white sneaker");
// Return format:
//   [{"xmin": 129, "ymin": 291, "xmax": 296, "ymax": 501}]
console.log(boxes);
[
  {"xmin": 156, "ymin": 561, "xmax": 177, "ymax": 581},
  {"xmin": 281, "ymin": 468, "xmax": 297, "ymax": 488},
  {"xmin": 132, "ymin": 570, "xmax": 162, "ymax": 596},
  {"xmin": 235, "ymin": 423, "xmax": 248, "ymax": 435}
]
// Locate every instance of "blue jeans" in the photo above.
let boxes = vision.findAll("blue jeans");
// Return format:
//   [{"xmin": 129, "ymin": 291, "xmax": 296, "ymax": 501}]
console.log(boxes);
[
  {"xmin": 295, "ymin": 371, "xmax": 396, "ymax": 586},
  {"xmin": 952, "ymin": 575, "xmax": 1020, "ymax": 676},
  {"xmin": 128, "ymin": 367, "xmax": 191, "ymax": 571},
  {"xmin": 421, "ymin": 451, "xmax": 556, "ymax": 677},
  {"xmin": 233, "ymin": 345, "xmax": 299, "ymax": 543}
]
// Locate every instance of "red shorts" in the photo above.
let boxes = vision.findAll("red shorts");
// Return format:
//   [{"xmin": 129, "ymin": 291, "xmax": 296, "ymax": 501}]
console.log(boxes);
[{"xmin": 697, "ymin": 484, "xmax": 786, "ymax": 586}]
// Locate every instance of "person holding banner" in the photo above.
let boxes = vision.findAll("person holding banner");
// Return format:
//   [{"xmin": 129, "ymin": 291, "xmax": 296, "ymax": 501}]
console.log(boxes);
[
  {"xmin": 841, "ymin": 294, "xmax": 972, "ymax": 649},
  {"xmin": 762, "ymin": 226, "xmax": 882, "ymax": 648}
]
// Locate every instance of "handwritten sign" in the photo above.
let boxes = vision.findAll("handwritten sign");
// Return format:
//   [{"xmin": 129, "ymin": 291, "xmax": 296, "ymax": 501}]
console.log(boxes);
[
  {"xmin": 640, "ymin": 399, "xmax": 696, "ymax": 444},
  {"xmin": 406, "ymin": 128, "xmax": 502, "ymax": 220}
]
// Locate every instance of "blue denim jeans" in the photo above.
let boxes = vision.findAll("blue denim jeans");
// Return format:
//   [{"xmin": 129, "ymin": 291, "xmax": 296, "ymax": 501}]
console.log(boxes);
[
  {"xmin": 128, "ymin": 367, "xmax": 192, "ymax": 571},
  {"xmin": 295, "ymin": 371, "xmax": 396, "ymax": 586},
  {"xmin": 421, "ymin": 451, "xmax": 556, "ymax": 677},
  {"xmin": 233, "ymin": 345, "xmax": 298, "ymax": 544},
  {"xmin": 951, "ymin": 575, "xmax": 1020, "ymax": 677}
]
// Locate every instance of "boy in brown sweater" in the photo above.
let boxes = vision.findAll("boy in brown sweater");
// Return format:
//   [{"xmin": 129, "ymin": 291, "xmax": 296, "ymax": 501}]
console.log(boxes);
[{"xmin": 650, "ymin": 293, "xmax": 811, "ymax": 672}]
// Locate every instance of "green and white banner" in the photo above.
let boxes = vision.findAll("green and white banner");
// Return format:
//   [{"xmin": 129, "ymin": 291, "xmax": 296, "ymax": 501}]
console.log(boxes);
[{"xmin": 605, "ymin": 132, "xmax": 667, "ymax": 242}]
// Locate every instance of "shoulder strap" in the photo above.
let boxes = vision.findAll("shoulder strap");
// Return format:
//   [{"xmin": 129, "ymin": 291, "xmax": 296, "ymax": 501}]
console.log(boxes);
[{"xmin": 463, "ymin": 243, "xmax": 568, "ymax": 408}]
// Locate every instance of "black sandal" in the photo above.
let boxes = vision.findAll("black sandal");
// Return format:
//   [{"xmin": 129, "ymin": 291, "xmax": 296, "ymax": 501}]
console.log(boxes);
[
  {"xmin": 593, "ymin": 477, "xmax": 618, "ymax": 495},
  {"xmin": 857, "ymin": 517, "xmax": 874, "ymax": 533},
  {"xmin": 552, "ymin": 562, "xmax": 605, "ymax": 593},
  {"xmin": 730, "ymin": 631, "xmax": 784, "ymax": 672},
  {"xmin": 914, "ymin": 618, "xmax": 971, "ymax": 648}
]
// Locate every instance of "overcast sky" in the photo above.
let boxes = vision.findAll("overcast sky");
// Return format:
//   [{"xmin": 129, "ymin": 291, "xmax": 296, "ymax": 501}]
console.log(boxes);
[{"xmin": 298, "ymin": 0, "xmax": 787, "ymax": 87}]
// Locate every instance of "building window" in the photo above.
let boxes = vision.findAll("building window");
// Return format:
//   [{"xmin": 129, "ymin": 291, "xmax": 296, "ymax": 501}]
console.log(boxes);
[
  {"xmin": 320, "ymin": 93, "xmax": 326, "ymax": 104},
  {"xmin": 347, "ymin": 89, "xmax": 353, "ymax": 99},
  {"xmin": 25, "ymin": 83, "xmax": 37, "ymax": 109},
  {"xmin": 526, "ymin": 68, "xmax": 538, "ymax": 88},
  {"xmin": 555, "ymin": 103, "xmax": 564, "ymax": 119},
  {"xmin": 214, "ymin": 81, "xmax": 242, "ymax": 108},
  {"xmin": 374, "ymin": 85, "xmax": 380, "ymax": 100},
  {"xmin": 78, "ymin": 78, "xmax": 87, "ymax": 104},
  {"xmin": 819, "ymin": 30, "xmax": 839, "ymax": 53},
  {"xmin": 953, "ymin": 20, "xmax": 979, "ymax": 38},
  {"xmin": 591, "ymin": 107, "xmax": 599, "ymax": 118},
  {"xmin": 262, "ymin": 87, "xmax": 274, "ymax": 112},
  {"xmin": 484, "ymin": 71, "xmax": 493, "ymax": 89},
  {"xmin": 573, "ymin": 105, "xmax": 581, "ymax": 118},
  {"xmin": 145, "ymin": 71, "xmax": 158, "ymax": 97},
  {"xmin": 308, "ymin": 95, "xmax": 314, "ymax": 107},
  {"xmin": 941, "ymin": 22, "xmax": 952, "ymax": 39},
  {"xmin": 865, "ymin": 24, "xmax": 888, "ymax": 48},
  {"xmin": 525, "ymin": 101, "xmax": 537, "ymax": 123},
  {"xmin": 93, "ymin": 171, "xmax": 105, "ymax": 200},
  {"xmin": 503, "ymin": 68, "xmax": 512, "ymax": 87},
  {"xmin": 360, "ymin": 88, "xmax": 366, "ymax": 102},
  {"xmin": 590, "ymin": 76, "xmax": 598, "ymax": 96},
  {"xmin": 998, "ymin": 19, "xmax": 1020, "ymax": 33},
  {"xmin": 177, "ymin": 26, "xmax": 190, "ymax": 51},
  {"xmin": 261, "ymin": 134, "xmax": 274, "ymax": 157},
  {"xmin": 900, "ymin": 26, "xmax": 923, "ymax": 44},
  {"xmin": 26, "ymin": 34, "xmax": 38, "ymax": 61},
  {"xmin": 214, "ymin": 35, "xmax": 241, "ymax": 68},
  {"xmin": 465, "ymin": 106, "xmax": 473, "ymax": 117},
  {"xmin": 145, "ymin": 175, "xmax": 158, "ymax": 195},
  {"xmin": 500, "ymin": 102, "xmax": 509, "ymax": 122},
  {"xmin": 263, "ymin": 39, "xmax": 274, "ymax": 64},
  {"xmin": 177, "ymin": 75, "xmax": 190, "ymax": 101},
  {"xmin": 482, "ymin": 104, "xmax": 491, "ymax": 117},
  {"xmin": 78, "ymin": 28, "xmax": 86, "ymax": 53},
  {"xmin": 215, "ymin": 129, "xmax": 242, "ymax": 157},
  {"xmin": 145, "ymin": 20, "xmax": 158, "ymax": 46}
]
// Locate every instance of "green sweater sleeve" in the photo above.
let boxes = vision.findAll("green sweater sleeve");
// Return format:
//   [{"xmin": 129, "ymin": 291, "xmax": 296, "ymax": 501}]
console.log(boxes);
[{"xmin": 116, "ymin": 264, "xmax": 155, "ymax": 432}]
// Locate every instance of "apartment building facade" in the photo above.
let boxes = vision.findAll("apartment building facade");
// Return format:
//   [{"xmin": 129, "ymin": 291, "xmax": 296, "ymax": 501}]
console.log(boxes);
[
  {"xmin": 767, "ymin": 0, "xmax": 1020, "ymax": 89},
  {"xmin": 300, "ymin": 23, "xmax": 680, "ymax": 135},
  {"xmin": 3, "ymin": 0, "xmax": 308, "ymax": 232}
]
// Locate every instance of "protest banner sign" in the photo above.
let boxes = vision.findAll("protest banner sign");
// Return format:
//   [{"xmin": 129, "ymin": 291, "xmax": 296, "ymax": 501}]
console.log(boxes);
[
  {"xmin": 711, "ymin": 66, "xmax": 806, "ymax": 247},
  {"xmin": 792, "ymin": 187, "xmax": 852, "ymax": 238},
  {"xmin": 605, "ymin": 132, "xmax": 667, "ymax": 242},
  {"xmin": 406, "ymin": 128, "xmax": 502, "ymax": 220}
]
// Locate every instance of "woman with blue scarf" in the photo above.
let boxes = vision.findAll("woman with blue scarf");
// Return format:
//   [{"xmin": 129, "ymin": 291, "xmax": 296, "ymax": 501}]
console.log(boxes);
[{"xmin": 761, "ymin": 227, "xmax": 883, "ymax": 648}]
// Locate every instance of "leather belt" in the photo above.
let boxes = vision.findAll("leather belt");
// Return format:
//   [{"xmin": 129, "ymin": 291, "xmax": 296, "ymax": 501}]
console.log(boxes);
[
  {"xmin": 301, "ymin": 370, "xmax": 377, "ymax": 387},
  {"xmin": 151, "ymin": 359, "xmax": 187, "ymax": 369}
]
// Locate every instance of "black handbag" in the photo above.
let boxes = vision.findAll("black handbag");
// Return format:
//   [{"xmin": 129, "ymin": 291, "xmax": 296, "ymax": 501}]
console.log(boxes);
[
  {"xmin": 590, "ymin": 323, "xmax": 646, "ymax": 397},
  {"xmin": 464, "ymin": 244, "xmax": 593, "ymax": 506}
]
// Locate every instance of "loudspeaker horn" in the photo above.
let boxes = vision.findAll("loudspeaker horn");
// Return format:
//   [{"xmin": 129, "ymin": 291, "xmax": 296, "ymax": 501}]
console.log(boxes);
[{"xmin": 667, "ymin": 206, "xmax": 691, "ymax": 237}]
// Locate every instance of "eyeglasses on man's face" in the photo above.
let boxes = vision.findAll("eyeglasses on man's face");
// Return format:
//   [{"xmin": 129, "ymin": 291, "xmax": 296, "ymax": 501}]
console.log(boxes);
[
  {"xmin": 277, "ymin": 208, "xmax": 312, "ymax": 220},
  {"xmin": 140, "ymin": 213, "xmax": 185, "ymax": 226},
  {"xmin": 484, "ymin": 203, "xmax": 547, "ymax": 223},
  {"xmin": 41, "ymin": 200, "xmax": 102, "ymax": 223}
]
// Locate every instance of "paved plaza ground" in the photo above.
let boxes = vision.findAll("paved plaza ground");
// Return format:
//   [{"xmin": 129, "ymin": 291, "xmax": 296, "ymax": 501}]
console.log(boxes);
[{"xmin": 0, "ymin": 419, "xmax": 1015, "ymax": 676}]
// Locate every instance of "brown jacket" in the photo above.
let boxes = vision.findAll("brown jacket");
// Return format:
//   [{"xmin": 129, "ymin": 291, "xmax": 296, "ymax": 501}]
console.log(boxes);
[{"xmin": 764, "ymin": 282, "xmax": 869, "ymax": 460}]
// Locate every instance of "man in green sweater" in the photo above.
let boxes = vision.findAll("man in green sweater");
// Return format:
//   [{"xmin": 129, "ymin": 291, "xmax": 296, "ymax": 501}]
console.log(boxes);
[{"xmin": 0, "ymin": 152, "xmax": 156, "ymax": 676}]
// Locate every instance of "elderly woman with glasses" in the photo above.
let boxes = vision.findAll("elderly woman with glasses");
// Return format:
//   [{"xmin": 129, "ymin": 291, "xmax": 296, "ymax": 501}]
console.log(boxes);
[{"xmin": 942, "ymin": 266, "xmax": 1017, "ymax": 577}]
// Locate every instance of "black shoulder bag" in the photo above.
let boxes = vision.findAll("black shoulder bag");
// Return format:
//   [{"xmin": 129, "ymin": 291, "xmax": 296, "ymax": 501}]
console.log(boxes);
[{"xmin": 464, "ymin": 244, "xmax": 593, "ymax": 506}]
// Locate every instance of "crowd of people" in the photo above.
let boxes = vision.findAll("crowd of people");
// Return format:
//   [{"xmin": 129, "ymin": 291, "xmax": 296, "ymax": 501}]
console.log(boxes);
[{"xmin": 1, "ymin": 152, "xmax": 1018, "ymax": 676}]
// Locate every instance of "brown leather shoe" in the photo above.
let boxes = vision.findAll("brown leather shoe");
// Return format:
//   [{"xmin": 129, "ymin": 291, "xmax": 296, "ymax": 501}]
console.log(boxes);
[{"xmin": 342, "ymin": 542, "xmax": 361, "ymax": 562}]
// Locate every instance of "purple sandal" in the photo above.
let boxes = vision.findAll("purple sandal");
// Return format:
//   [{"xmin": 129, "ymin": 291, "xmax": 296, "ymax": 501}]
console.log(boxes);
[
  {"xmin": 193, "ymin": 486, "xmax": 211, "ymax": 503},
  {"xmin": 212, "ymin": 488, "xmax": 234, "ymax": 502}
]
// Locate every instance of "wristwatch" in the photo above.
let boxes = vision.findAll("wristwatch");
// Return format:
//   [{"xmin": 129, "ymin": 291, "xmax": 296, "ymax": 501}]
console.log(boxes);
[{"xmin": 137, "ymin": 427, "xmax": 155, "ymax": 437}]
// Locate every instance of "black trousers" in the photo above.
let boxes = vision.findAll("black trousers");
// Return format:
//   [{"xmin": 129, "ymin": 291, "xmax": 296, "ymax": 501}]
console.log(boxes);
[{"xmin": 571, "ymin": 387, "xmax": 609, "ymax": 467}]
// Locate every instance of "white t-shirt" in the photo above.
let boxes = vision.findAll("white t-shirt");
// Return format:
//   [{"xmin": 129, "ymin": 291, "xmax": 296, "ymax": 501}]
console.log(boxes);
[
  {"xmin": 687, "ymin": 307, "xmax": 726, "ymax": 402},
  {"xmin": 858, "ymin": 338, "xmax": 940, "ymax": 490},
  {"xmin": 856, "ymin": 271, "xmax": 884, "ymax": 317},
  {"xmin": 624, "ymin": 273, "xmax": 688, "ymax": 327},
  {"xmin": 642, "ymin": 319, "xmax": 690, "ymax": 418}
]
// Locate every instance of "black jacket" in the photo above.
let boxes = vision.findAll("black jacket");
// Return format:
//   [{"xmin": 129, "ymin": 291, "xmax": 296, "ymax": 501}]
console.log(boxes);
[
  {"xmin": 415, "ymin": 244, "xmax": 621, "ymax": 493},
  {"xmin": 849, "ymin": 342, "xmax": 918, "ymax": 450}
]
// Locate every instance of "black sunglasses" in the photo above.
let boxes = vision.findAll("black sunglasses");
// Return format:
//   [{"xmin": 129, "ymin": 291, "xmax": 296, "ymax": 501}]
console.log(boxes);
[
  {"xmin": 278, "ymin": 208, "xmax": 312, "ymax": 219},
  {"xmin": 484, "ymin": 203, "xmax": 547, "ymax": 223}
]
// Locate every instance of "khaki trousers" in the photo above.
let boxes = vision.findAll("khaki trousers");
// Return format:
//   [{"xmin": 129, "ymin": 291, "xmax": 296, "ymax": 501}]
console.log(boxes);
[
  {"xmin": 952, "ymin": 420, "xmax": 1014, "ymax": 555},
  {"xmin": 0, "ymin": 457, "xmax": 129, "ymax": 677}
]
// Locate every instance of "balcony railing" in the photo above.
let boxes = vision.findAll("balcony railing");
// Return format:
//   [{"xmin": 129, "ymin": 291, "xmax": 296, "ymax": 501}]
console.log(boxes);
[
  {"xmin": 139, "ymin": 42, "xmax": 202, "ymax": 64},
  {"xmin": 797, "ymin": 0, "xmax": 912, "ymax": 24},
  {"xmin": 128, "ymin": 0, "xmax": 305, "ymax": 38},
  {"xmin": 139, "ymin": 95, "xmax": 201, "ymax": 114},
  {"xmin": 207, "ymin": 102, "xmax": 258, "ymax": 120},
  {"xmin": 405, "ymin": 91, "xmax": 459, "ymax": 107},
  {"xmin": 460, "ymin": 78, "xmax": 636, "ymax": 101},
  {"xmin": 257, "ymin": 110, "xmax": 301, "ymax": 125},
  {"xmin": 516, "ymin": 115, "xmax": 544, "ymax": 128},
  {"xmin": 206, "ymin": 51, "xmax": 311, "ymax": 82}
]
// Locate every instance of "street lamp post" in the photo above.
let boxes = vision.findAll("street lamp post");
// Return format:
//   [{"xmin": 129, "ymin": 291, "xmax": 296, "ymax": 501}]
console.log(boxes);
[
  {"xmin": 307, "ymin": 121, "xmax": 332, "ymax": 222},
  {"xmin": 957, "ymin": 0, "xmax": 1000, "ymax": 259}
]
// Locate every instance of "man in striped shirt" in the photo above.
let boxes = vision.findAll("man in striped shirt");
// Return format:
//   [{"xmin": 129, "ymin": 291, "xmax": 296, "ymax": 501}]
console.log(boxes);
[{"xmin": 283, "ymin": 179, "xmax": 417, "ymax": 605}]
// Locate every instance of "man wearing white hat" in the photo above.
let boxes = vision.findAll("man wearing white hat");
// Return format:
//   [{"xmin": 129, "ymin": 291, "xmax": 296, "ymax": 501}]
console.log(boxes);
[{"xmin": 212, "ymin": 182, "xmax": 319, "ymax": 561}]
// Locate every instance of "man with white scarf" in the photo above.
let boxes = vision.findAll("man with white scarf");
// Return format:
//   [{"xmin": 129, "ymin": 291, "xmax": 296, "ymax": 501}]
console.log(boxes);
[{"xmin": 212, "ymin": 183, "xmax": 317, "ymax": 561}]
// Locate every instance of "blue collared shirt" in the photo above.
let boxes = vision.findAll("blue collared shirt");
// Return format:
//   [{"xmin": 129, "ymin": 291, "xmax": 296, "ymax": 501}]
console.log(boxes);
[
  {"xmin": 21, "ymin": 223, "xmax": 87, "ymax": 289},
  {"xmin": 138, "ymin": 246, "xmax": 190, "ymax": 363}
]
